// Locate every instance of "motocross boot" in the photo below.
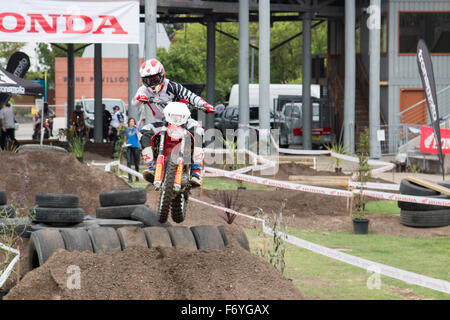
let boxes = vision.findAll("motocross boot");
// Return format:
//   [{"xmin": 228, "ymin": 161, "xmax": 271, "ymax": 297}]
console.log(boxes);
[
  {"xmin": 191, "ymin": 162, "xmax": 203, "ymax": 187},
  {"xmin": 142, "ymin": 160, "xmax": 155, "ymax": 183}
]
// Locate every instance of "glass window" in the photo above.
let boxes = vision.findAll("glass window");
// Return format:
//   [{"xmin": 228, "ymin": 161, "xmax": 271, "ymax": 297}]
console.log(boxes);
[
  {"xmin": 291, "ymin": 105, "xmax": 301, "ymax": 118},
  {"xmin": 312, "ymin": 102, "xmax": 320, "ymax": 122},
  {"xmin": 283, "ymin": 104, "xmax": 292, "ymax": 117},
  {"xmin": 224, "ymin": 108, "xmax": 233, "ymax": 119},
  {"xmin": 399, "ymin": 12, "xmax": 450, "ymax": 54}
]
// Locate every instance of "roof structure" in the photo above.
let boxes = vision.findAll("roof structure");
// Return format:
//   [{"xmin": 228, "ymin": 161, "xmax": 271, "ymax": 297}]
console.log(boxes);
[{"xmin": 139, "ymin": 0, "xmax": 346, "ymax": 23}]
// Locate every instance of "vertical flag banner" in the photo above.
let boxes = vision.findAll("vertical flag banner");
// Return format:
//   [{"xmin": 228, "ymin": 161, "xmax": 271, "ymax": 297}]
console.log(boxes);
[
  {"xmin": 0, "ymin": 51, "xmax": 30, "ymax": 105},
  {"xmin": 417, "ymin": 39, "xmax": 445, "ymax": 179}
]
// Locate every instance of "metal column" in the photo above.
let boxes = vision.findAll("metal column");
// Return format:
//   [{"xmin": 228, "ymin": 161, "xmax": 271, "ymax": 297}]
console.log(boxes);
[
  {"xmin": 369, "ymin": 0, "xmax": 381, "ymax": 158},
  {"xmin": 94, "ymin": 44, "xmax": 103, "ymax": 142},
  {"xmin": 302, "ymin": 13, "xmax": 312, "ymax": 150},
  {"xmin": 67, "ymin": 43, "xmax": 74, "ymax": 129},
  {"xmin": 343, "ymin": 0, "xmax": 356, "ymax": 153},
  {"xmin": 206, "ymin": 16, "xmax": 216, "ymax": 134},
  {"xmin": 144, "ymin": 0, "xmax": 157, "ymax": 60},
  {"xmin": 259, "ymin": 0, "xmax": 271, "ymax": 152},
  {"xmin": 128, "ymin": 44, "xmax": 140, "ymax": 122},
  {"xmin": 238, "ymin": 0, "xmax": 250, "ymax": 150}
]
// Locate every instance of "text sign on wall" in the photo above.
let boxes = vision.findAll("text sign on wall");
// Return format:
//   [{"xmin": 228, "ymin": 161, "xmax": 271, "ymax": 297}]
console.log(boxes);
[{"xmin": 0, "ymin": 0, "xmax": 139, "ymax": 43}]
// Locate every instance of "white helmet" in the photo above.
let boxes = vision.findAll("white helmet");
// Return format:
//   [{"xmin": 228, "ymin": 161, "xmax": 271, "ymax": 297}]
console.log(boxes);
[{"xmin": 140, "ymin": 59, "xmax": 166, "ymax": 94}]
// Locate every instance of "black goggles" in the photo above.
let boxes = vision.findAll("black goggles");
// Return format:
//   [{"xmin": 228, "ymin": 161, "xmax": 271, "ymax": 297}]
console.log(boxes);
[{"xmin": 143, "ymin": 73, "xmax": 163, "ymax": 88}]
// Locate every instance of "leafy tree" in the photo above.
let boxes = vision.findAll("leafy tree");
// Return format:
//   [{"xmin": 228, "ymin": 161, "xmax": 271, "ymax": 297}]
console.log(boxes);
[
  {"xmin": 0, "ymin": 42, "xmax": 25, "ymax": 66},
  {"xmin": 36, "ymin": 43, "xmax": 88, "ymax": 87}
]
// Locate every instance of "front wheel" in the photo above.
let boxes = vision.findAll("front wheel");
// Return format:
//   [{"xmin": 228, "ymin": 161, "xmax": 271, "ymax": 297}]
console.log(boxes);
[
  {"xmin": 171, "ymin": 192, "xmax": 188, "ymax": 223},
  {"xmin": 157, "ymin": 156, "xmax": 177, "ymax": 224}
]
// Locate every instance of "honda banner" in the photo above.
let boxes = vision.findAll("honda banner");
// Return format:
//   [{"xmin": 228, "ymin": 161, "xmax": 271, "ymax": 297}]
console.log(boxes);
[
  {"xmin": 420, "ymin": 126, "xmax": 450, "ymax": 154},
  {"xmin": 0, "ymin": 0, "xmax": 139, "ymax": 44},
  {"xmin": 417, "ymin": 39, "xmax": 445, "ymax": 177}
]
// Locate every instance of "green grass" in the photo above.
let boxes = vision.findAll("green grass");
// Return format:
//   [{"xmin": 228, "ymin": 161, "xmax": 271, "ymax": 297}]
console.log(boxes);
[
  {"xmin": 365, "ymin": 200, "xmax": 400, "ymax": 215},
  {"xmin": 246, "ymin": 228, "xmax": 450, "ymax": 300}
]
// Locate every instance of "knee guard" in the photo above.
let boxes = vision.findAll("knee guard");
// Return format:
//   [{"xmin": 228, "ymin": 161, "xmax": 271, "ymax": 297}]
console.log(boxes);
[{"xmin": 141, "ymin": 146, "xmax": 154, "ymax": 167}]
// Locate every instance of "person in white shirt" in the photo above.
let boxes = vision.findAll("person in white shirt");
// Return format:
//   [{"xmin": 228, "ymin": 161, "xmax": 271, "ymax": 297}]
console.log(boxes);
[
  {"xmin": 108, "ymin": 105, "xmax": 124, "ymax": 158},
  {"xmin": 0, "ymin": 103, "xmax": 18, "ymax": 149}
]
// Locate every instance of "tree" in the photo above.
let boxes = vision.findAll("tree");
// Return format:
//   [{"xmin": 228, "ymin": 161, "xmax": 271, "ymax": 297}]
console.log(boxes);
[
  {"xmin": 0, "ymin": 42, "xmax": 26, "ymax": 66},
  {"xmin": 158, "ymin": 20, "xmax": 328, "ymax": 104},
  {"xmin": 36, "ymin": 43, "xmax": 88, "ymax": 88}
]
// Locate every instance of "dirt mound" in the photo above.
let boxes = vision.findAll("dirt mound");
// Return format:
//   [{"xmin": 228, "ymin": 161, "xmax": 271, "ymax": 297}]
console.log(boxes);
[
  {"xmin": 0, "ymin": 151, "xmax": 129, "ymax": 215},
  {"xmin": 4, "ymin": 243, "xmax": 305, "ymax": 300}
]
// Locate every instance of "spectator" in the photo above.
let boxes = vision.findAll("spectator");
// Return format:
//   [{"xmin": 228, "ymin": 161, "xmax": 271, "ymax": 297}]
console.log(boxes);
[
  {"xmin": 69, "ymin": 103, "xmax": 88, "ymax": 138},
  {"xmin": 124, "ymin": 117, "xmax": 141, "ymax": 183},
  {"xmin": 0, "ymin": 102, "xmax": 19, "ymax": 149},
  {"xmin": 109, "ymin": 105, "xmax": 124, "ymax": 158},
  {"xmin": 33, "ymin": 102, "xmax": 55, "ymax": 139},
  {"xmin": 102, "ymin": 103, "xmax": 112, "ymax": 142}
]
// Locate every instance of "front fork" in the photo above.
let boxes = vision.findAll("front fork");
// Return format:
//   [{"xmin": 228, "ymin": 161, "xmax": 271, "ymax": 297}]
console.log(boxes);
[
  {"xmin": 153, "ymin": 130, "xmax": 166, "ymax": 189},
  {"xmin": 153, "ymin": 129, "xmax": 186, "ymax": 192}
]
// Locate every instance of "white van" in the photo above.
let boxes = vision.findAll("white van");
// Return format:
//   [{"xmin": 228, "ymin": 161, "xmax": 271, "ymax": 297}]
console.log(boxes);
[
  {"xmin": 73, "ymin": 98, "xmax": 127, "ymax": 137},
  {"xmin": 227, "ymin": 84, "xmax": 321, "ymax": 111}
]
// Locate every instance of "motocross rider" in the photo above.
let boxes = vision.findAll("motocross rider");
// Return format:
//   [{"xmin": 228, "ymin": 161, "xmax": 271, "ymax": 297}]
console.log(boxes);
[
  {"xmin": 131, "ymin": 59, "xmax": 215, "ymax": 186},
  {"xmin": 33, "ymin": 102, "xmax": 55, "ymax": 138}
]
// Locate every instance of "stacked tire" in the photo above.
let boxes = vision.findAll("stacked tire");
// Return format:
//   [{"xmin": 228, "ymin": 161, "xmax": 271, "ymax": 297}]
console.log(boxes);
[
  {"xmin": 28, "ymin": 225, "xmax": 250, "ymax": 269},
  {"xmin": 398, "ymin": 179, "xmax": 450, "ymax": 227},
  {"xmin": 30, "ymin": 193, "xmax": 84, "ymax": 227},
  {"xmin": 96, "ymin": 188, "xmax": 149, "ymax": 220},
  {"xmin": 0, "ymin": 189, "xmax": 32, "ymax": 237}
]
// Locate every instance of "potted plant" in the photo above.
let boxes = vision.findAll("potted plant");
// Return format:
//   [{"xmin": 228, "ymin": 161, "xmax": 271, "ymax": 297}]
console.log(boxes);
[
  {"xmin": 68, "ymin": 135, "xmax": 86, "ymax": 163},
  {"xmin": 325, "ymin": 142, "xmax": 348, "ymax": 173},
  {"xmin": 352, "ymin": 128, "xmax": 371, "ymax": 235}
]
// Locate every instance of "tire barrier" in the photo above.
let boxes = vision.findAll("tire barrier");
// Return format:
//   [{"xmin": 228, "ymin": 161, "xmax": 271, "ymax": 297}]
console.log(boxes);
[
  {"xmin": 96, "ymin": 188, "xmax": 148, "ymax": 219},
  {"xmin": 27, "ymin": 225, "xmax": 249, "ymax": 269},
  {"xmin": 398, "ymin": 179, "xmax": 450, "ymax": 227},
  {"xmin": 30, "ymin": 193, "xmax": 84, "ymax": 226}
]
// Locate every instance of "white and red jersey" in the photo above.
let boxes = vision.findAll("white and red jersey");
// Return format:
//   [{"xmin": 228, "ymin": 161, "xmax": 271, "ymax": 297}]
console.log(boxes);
[{"xmin": 131, "ymin": 79, "xmax": 207, "ymax": 123}]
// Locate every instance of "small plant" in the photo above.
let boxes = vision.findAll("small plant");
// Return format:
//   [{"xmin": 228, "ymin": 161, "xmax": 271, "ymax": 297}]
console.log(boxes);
[
  {"xmin": 0, "ymin": 139, "xmax": 19, "ymax": 153},
  {"xmin": 113, "ymin": 126, "xmax": 127, "ymax": 161},
  {"xmin": 216, "ymin": 190, "xmax": 241, "ymax": 224},
  {"xmin": 353, "ymin": 128, "xmax": 371, "ymax": 220},
  {"xmin": 325, "ymin": 142, "xmax": 348, "ymax": 172},
  {"xmin": 221, "ymin": 136, "xmax": 248, "ymax": 188},
  {"xmin": 407, "ymin": 164, "xmax": 420, "ymax": 173},
  {"xmin": 257, "ymin": 200, "xmax": 293, "ymax": 275},
  {"xmin": 68, "ymin": 135, "xmax": 86, "ymax": 158}
]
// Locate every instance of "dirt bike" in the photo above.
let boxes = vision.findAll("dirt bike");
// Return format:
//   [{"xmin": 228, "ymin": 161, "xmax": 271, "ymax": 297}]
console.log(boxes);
[
  {"xmin": 143, "ymin": 97, "xmax": 205, "ymax": 224},
  {"xmin": 32, "ymin": 117, "xmax": 53, "ymax": 140}
]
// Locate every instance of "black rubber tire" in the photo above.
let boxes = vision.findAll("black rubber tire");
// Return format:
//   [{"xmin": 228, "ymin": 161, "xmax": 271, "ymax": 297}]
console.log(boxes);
[
  {"xmin": 217, "ymin": 226, "xmax": 250, "ymax": 252},
  {"xmin": 28, "ymin": 229, "xmax": 66, "ymax": 269},
  {"xmin": 130, "ymin": 205, "xmax": 172, "ymax": 227},
  {"xmin": 96, "ymin": 204, "xmax": 149, "ymax": 220},
  {"xmin": 0, "ymin": 189, "xmax": 6, "ymax": 205},
  {"xmin": 399, "ymin": 179, "xmax": 439, "ymax": 196},
  {"xmin": 437, "ymin": 181, "xmax": 450, "ymax": 189},
  {"xmin": 166, "ymin": 226, "xmax": 197, "ymax": 250},
  {"xmin": 171, "ymin": 192, "xmax": 188, "ymax": 224},
  {"xmin": 0, "ymin": 217, "xmax": 32, "ymax": 238},
  {"xmin": 0, "ymin": 204, "xmax": 15, "ymax": 218},
  {"xmin": 116, "ymin": 227, "xmax": 148, "ymax": 249},
  {"xmin": 60, "ymin": 229, "xmax": 94, "ymax": 252},
  {"xmin": 143, "ymin": 227, "xmax": 173, "ymax": 248},
  {"xmin": 99, "ymin": 188, "xmax": 147, "ymax": 207},
  {"xmin": 31, "ymin": 207, "xmax": 84, "ymax": 224},
  {"xmin": 157, "ymin": 156, "xmax": 177, "ymax": 224},
  {"xmin": 400, "ymin": 209, "xmax": 450, "ymax": 227},
  {"xmin": 398, "ymin": 194, "xmax": 450, "ymax": 211},
  {"xmin": 190, "ymin": 225, "xmax": 225, "ymax": 250},
  {"xmin": 36, "ymin": 193, "xmax": 79, "ymax": 208},
  {"xmin": 87, "ymin": 227, "xmax": 122, "ymax": 253},
  {"xmin": 17, "ymin": 144, "xmax": 67, "ymax": 154}
]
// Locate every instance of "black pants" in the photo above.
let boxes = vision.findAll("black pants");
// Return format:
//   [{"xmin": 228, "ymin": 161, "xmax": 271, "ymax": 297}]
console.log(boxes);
[
  {"xmin": 0, "ymin": 128, "xmax": 18, "ymax": 150},
  {"xmin": 111, "ymin": 127, "xmax": 119, "ymax": 157},
  {"xmin": 126, "ymin": 147, "xmax": 141, "ymax": 181}
]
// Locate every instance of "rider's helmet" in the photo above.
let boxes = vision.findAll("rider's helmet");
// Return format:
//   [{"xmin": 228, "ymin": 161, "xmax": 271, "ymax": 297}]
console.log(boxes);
[{"xmin": 140, "ymin": 59, "xmax": 165, "ymax": 94}]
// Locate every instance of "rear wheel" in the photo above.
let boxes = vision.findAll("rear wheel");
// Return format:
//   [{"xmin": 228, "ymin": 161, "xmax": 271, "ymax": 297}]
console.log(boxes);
[
  {"xmin": 170, "ymin": 192, "xmax": 188, "ymax": 223},
  {"xmin": 157, "ymin": 156, "xmax": 177, "ymax": 224}
]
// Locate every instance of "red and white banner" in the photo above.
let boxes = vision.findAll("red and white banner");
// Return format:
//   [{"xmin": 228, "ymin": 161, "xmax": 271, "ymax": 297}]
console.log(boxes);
[
  {"xmin": 0, "ymin": 0, "xmax": 139, "ymax": 43},
  {"xmin": 420, "ymin": 125, "xmax": 450, "ymax": 154}
]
